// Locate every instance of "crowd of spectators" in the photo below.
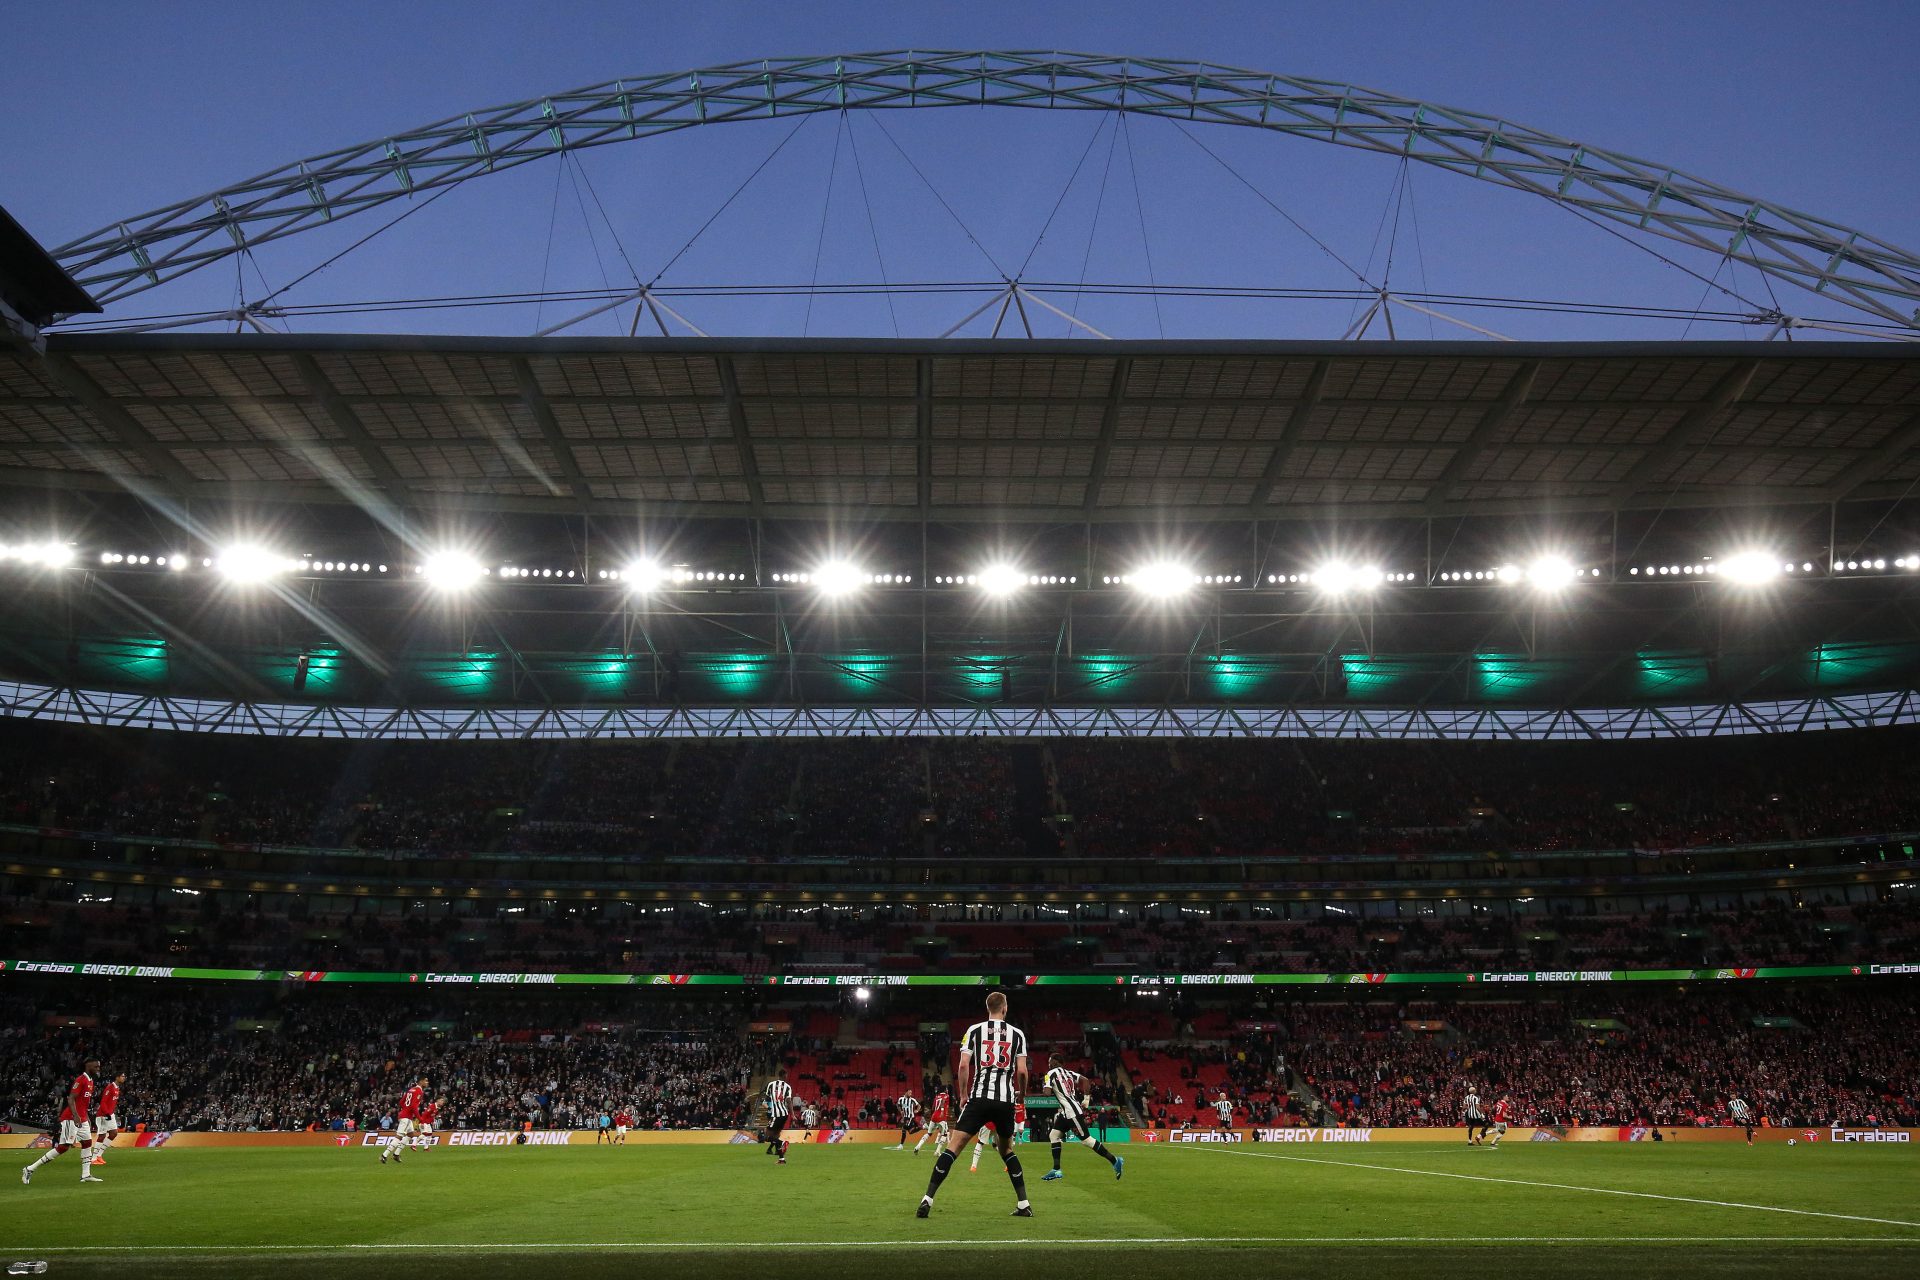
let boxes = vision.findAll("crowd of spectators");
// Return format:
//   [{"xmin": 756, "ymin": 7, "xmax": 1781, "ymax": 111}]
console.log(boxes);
[
  {"xmin": 8, "ymin": 884, "xmax": 1915, "ymax": 976},
  {"xmin": 0, "ymin": 991, "xmax": 754, "ymax": 1134},
  {"xmin": 8, "ymin": 721, "xmax": 1920, "ymax": 863},
  {"xmin": 1280, "ymin": 986, "xmax": 1920, "ymax": 1130},
  {"xmin": 4, "ymin": 981, "xmax": 1913, "ymax": 1137}
]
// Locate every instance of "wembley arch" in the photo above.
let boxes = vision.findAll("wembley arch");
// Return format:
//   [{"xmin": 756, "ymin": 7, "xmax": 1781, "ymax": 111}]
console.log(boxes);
[{"xmin": 50, "ymin": 50, "xmax": 1920, "ymax": 331}]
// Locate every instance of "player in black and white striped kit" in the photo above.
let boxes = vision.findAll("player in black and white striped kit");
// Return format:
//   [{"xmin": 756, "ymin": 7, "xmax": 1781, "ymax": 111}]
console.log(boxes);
[
  {"xmin": 891, "ymin": 1092, "xmax": 921, "ymax": 1150},
  {"xmin": 1039, "ymin": 1064, "xmax": 1122, "ymax": 1182},
  {"xmin": 916, "ymin": 990, "xmax": 1033, "ymax": 1219},
  {"xmin": 1728, "ymin": 1095, "xmax": 1755, "ymax": 1146},
  {"xmin": 763, "ymin": 1068, "xmax": 797, "ymax": 1165},
  {"xmin": 1462, "ymin": 1085, "xmax": 1487, "ymax": 1146}
]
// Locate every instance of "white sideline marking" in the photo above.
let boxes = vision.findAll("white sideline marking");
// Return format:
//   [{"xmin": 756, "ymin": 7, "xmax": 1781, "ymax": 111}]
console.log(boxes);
[
  {"xmin": 12, "ymin": 1237, "xmax": 1920, "ymax": 1254},
  {"xmin": 1176, "ymin": 1146, "xmax": 1920, "ymax": 1230}
]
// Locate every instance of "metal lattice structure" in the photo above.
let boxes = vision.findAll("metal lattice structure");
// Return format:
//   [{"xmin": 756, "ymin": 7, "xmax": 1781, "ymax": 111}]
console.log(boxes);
[
  {"xmin": 3, "ymin": 678, "xmax": 1915, "ymax": 740},
  {"xmin": 50, "ymin": 51, "xmax": 1920, "ymax": 328}
]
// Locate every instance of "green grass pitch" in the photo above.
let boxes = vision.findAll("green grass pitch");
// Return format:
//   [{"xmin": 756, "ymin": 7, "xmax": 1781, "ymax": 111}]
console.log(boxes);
[{"xmin": 4, "ymin": 1142, "xmax": 1916, "ymax": 1279}]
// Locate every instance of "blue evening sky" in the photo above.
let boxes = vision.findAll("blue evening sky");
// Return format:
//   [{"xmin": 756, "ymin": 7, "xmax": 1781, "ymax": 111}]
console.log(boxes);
[{"xmin": 4, "ymin": 0, "xmax": 1916, "ymax": 340}]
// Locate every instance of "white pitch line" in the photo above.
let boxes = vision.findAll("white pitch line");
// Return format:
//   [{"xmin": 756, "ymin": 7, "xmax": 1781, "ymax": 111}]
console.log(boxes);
[
  {"xmin": 11, "ymin": 1237, "xmax": 1920, "ymax": 1254},
  {"xmin": 1175, "ymin": 1146, "xmax": 1920, "ymax": 1230}
]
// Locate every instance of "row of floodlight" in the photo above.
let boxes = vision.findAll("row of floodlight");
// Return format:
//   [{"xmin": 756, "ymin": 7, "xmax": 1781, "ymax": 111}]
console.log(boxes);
[{"xmin": 9, "ymin": 542, "xmax": 1920, "ymax": 598}]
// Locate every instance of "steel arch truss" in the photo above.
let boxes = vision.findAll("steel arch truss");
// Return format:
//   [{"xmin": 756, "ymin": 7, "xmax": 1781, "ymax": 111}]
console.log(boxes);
[
  {"xmin": 2, "ymin": 678, "xmax": 1916, "ymax": 741},
  {"xmin": 53, "ymin": 51, "xmax": 1920, "ymax": 327}
]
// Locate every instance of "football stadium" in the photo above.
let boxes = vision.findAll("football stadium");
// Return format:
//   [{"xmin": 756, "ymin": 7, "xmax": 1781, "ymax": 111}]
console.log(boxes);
[{"xmin": 2, "ymin": 12, "xmax": 1917, "ymax": 1280}]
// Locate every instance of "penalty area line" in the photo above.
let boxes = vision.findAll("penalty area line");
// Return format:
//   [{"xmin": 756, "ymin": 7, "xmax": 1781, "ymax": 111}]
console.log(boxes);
[
  {"xmin": 14, "ymin": 1237, "xmax": 1920, "ymax": 1254},
  {"xmin": 1176, "ymin": 1146, "xmax": 1920, "ymax": 1231}
]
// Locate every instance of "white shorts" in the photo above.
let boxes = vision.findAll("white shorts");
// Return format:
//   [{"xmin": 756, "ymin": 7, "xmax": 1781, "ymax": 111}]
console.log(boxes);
[
  {"xmin": 95, "ymin": 1115, "xmax": 119, "ymax": 1136},
  {"xmin": 1492, "ymin": 1121, "xmax": 1509, "ymax": 1135},
  {"xmin": 395, "ymin": 1117, "xmax": 418, "ymax": 1137},
  {"xmin": 59, "ymin": 1119, "xmax": 93, "ymax": 1146},
  {"xmin": 616, "ymin": 1125, "xmax": 629, "ymax": 1135}
]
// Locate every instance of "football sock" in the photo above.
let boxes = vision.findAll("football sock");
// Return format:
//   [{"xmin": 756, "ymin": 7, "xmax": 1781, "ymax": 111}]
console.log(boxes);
[
  {"xmin": 26, "ymin": 1147, "xmax": 60, "ymax": 1170},
  {"xmin": 1003, "ymin": 1152, "xmax": 1029, "ymax": 1205},
  {"xmin": 1050, "ymin": 1140, "xmax": 1063, "ymax": 1170},
  {"xmin": 924, "ymin": 1149, "xmax": 956, "ymax": 1200},
  {"xmin": 77, "ymin": 1142, "xmax": 91, "ymax": 1177},
  {"xmin": 1085, "ymin": 1136, "xmax": 1119, "ymax": 1166}
]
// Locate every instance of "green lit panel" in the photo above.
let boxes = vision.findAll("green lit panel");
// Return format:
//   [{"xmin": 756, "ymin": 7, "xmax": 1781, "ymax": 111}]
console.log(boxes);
[
  {"xmin": 687, "ymin": 653, "xmax": 775, "ymax": 701},
  {"xmin": 949, "ymin": 655, "xmax": 1013, "ymax": 703},
  {"xmin": 250, "ymin": 647, "xmax": 348, "ymax": 697},
  {"xmin": 1340, "ymin": 653, "xmax": 1438, "ymax": 701},
  {"xmin": 822, "ymin": 652, "xmax": 901, "ymax": 701},
  {"xmin": 549, "ymin": 652, "xmax": 637, "ymax": 699},
  {"xmin": 414, "ymin": 651, "xmax": 503, "ymax": 698},
  {"xmin": 1633, "ymin": 649, "xmax": 1711, "ymax": 698},
  {"xmin": 1473, "ymin": 652, "xmax": 1582, "ymax": 701},
  {"xmin": 1058, "ymin": 653, "xmax": 1149, "ymax": 701},
  {"xmin": 73, "ymin": 636, "xmax": 168, "ymax": 686},
  {"xmin": 1804, "ymin": 642, "xmax": 1912, "ymax": 689},
  {"xmin": 1204, "ymin": 655, "xmax": 1289, "ymax": 700}
]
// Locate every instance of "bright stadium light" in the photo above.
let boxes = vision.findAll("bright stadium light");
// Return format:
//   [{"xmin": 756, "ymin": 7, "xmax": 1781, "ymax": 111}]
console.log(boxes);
[
  {"xmin": 1718, "ymin": 550, "xmax": 1782, "ymax": 585},
  {"xmin": 1128, "ymin": 562, "xmax": 1195, "ymax": 598},
  {"xmin": 1311, "ymin": 563, "xmax": 1383, "ymax": 596},
  {"xmin": 1526, "ymin": 556, "xmax": 1578, "ymax": 591},
  {"xmin": 977, "ymin": 564, "xmax": 1026, "ymax": 597},
  {"xmin": 812, "ymin": 561, "xmax": 867, "ymax": 597},
  {"xmin": 214, "ymin": 544, "xmax": 290, "ymax": 584},
  {"xmin": 623, "ymin": 560, "xmax": 667, "ymax": 594},
  {"xmin": 419, "ymin": 550, "xmax": 486, "ymax": 592}
]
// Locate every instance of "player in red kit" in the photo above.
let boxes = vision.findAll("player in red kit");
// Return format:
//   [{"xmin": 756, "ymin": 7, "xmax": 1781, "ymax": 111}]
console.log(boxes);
[
  {"xmin": 379, "ymin": 1077, "xmax": 430, "ymax": 1164},
  {"xmin": 90, "ymin": 1074, "xmax": 126, "ymax": 1167},
  {"xmin": 913, "ymin": 1089, "xmax": 951, "ymax": 1154},
  {"xmin": 614, "ymin": 1109, "xmax": 632, "ymax": 1145},
  {"xmin": 22, "ymin": 1057, "xmax": 103, "ymax": 1185},
  {"xmin": 411, "ymin": 1097, "xmax": 443, "ymax": 1154},
  {"xmin": 1488, "ymin": 1096, "xmax": 1513, "ymax": 1149},
  {"xmin": 969, "ymin": 1101, "xmax": 1027, "ymax": 1172}
]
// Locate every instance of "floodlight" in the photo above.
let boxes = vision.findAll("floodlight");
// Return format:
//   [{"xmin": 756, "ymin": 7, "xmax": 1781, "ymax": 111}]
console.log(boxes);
[
  {"xmin": 215, "ymin": 545, "xmax": 290, "ymax": 584},
  {"xmin": 813, "ymin": 561, "xmax": 867, "ymax": 596},
  {"xmin": 977, "ymin": 564, "xmax": 1026, "ymax": 597},
  {"xmin": 1129, "ymin": 562, "xmax": 1195, "ymax": 598},
  {"xmin": 1718, "ymin": 551, "xmax": 1781, "ymax": 585},
  {"xmin": 1526, "ymin": 556, "xmax": 1578, "ymax": 590},
  {"xmin": 1311, "ymin": 563, "xmax": 1383, "ymax": 596},
  {"xmin": 853, "ymin": 986, "xmax": 872, "ymax": 1003},
  {"xmin": 623, "ymin": 560, "xmax": 667, "ymax": 594},
  {"xmin": 420, "ymin": 551, "xmax": 486, "ymax": 592}
]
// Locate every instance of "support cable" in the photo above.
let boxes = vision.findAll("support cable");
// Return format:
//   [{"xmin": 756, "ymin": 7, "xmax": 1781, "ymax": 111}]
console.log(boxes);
[
  {"xmin": 866, "ymin": 113, "xmax": 1009, "ymax": 278},
  {"xmin": 1170, "ymin": 120, "xmax": 1375, "ymax": 287},
  {"xmin": 1121, "ymin": 115, "xmax": 1166, "ymax": 339},
  {"xmin": 803, "ymin": 114, "xmax": 848, "ymax": 337},
  {"xmin": 1014, "ymin": 114, "xmax": 1114, "ymax": 281},
  {"xmin": 645, "ymin": 113, "xmax": 814, "ymax": 287},
  {"xmin": 1066, "ymin": 112, "xmax": 1124, "ymax": 336},
  {"xmin": 844, "ymin": 116, "xmax": 901, "ymax": 338}
]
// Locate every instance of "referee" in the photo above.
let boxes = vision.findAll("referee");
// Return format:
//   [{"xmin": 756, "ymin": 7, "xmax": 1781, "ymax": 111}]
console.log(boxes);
[{"xmin": 916, "ymin": 990, "xmax": 1032, "ymax": 1218}]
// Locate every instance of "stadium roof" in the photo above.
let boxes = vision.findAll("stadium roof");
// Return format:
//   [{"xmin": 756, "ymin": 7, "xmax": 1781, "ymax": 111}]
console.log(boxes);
[{"xmin": 3, "ymin": 334, "xmax": 1917, "ymax": 524}]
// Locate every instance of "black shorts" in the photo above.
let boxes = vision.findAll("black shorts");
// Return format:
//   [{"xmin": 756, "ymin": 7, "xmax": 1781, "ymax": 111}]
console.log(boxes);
[
  {"xmin": 1052, "ymin": 1108, "xmax": 1090, "ymax": 1141},
  {"xmin": 767, "ymin": 1115, "xmax": 788, "ymax": 1139},
  {"xmin": 956, "ymin": 1098, "xmax": 1016, "ymax": 1140}
]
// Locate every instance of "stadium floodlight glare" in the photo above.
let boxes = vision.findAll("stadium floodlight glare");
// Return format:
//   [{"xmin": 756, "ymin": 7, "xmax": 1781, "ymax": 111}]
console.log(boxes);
[
  {"xmin": 1526, "ymin": 556, "xmax": 1578, "ymax": 591},
  {"xmin": 1129, "ymin": 562, "xmax": 1196, "ymax": 598},
  {"xmin": 419, "ymin": 550, "xmax": 486, "ymax": 592},
  {"xmin": 812, "ymin": 561, "xmax": 867, "ymax": 597},
  {"xmin": 1718, "ymin": 550, "xmax": 1782, "ymax": 585},
  {"xmin": 2, "ymin": 541, "xmax": 74, "ymax": 567},
  {"xmin": 215, "ymin": 544, "xmax": 290, "ymax": 584},
  {"xmin": 977, "ymin": 564, "xmax": 1026, "ymax": 597},
  {"xmin": 1311, "ymin": 562, "xmax": 1384, "ymax": 596},
  {"xmin": 622, "ymin": 560, "xmax": 667, "ymax": 594}
]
